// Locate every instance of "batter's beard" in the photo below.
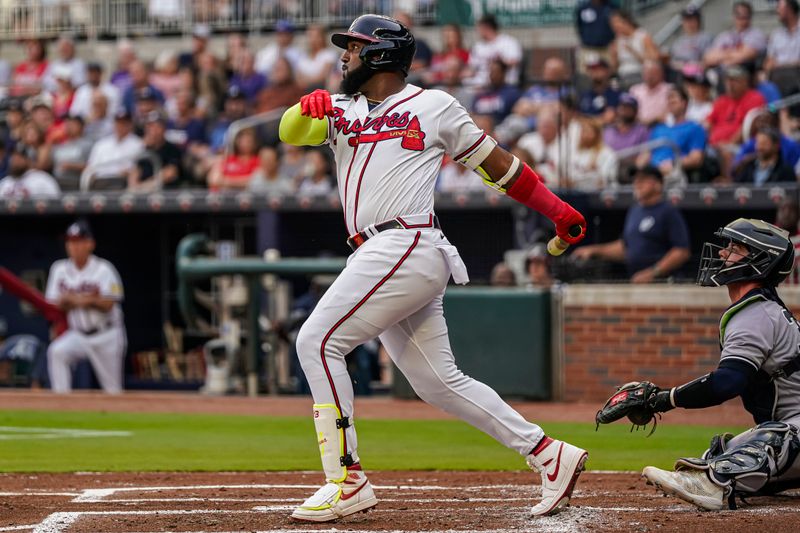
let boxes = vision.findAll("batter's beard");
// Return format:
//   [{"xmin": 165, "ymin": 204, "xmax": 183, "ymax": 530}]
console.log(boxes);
[{"xmin": 340, "ymin": 63, "xmax": 376, "ymax": 95}]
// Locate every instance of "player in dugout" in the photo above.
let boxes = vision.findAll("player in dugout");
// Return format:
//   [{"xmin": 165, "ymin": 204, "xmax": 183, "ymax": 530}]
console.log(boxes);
[
  {"xmin": 596, "ymin": 219, "xmax": 800, "ymax": 510},
  {"xmin": 279, "ymin": 14, "xmax": 588, "ymax": 522}
]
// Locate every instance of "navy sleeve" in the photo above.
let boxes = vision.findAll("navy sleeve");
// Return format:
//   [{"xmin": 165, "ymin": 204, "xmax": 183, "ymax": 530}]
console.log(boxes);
[{"xmin": 665, "ymin": 206, "xmax": 690, "ymax": 249}]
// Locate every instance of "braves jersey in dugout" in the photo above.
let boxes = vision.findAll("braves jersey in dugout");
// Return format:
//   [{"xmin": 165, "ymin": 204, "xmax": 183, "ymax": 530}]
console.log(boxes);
[
  {"xmin": 45, "ymin": 255, "xmax": 125, "ymax": 333},
  {"xmin": 320, "ymin": 84, "xmax": 493, "ymax": 235}
]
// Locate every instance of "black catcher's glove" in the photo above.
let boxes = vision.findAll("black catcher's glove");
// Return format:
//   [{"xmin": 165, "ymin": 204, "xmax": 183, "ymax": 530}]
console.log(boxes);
[{"xmin": 595, "ymin": 381, "xmax": 673, "ymax": 436}]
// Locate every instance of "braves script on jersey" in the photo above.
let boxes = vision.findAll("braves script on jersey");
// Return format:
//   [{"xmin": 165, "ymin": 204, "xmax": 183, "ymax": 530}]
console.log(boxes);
[
  {"xmin": 45, "ymin": 255, "xmax": 127, "ymax": 393},
  {"xmin": 322, "ymin": 84, "xmax": 493, "ymax": 235}
]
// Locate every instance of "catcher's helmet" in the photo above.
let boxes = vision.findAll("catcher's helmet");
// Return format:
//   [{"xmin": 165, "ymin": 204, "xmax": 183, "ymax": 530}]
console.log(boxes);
[
  {"xmin": 331, "ymin": 14, "xmax": 416, "ymax": 76},
  {"xmin": 697, "ymin": 218, "xmax": 795, "ymax": 287}
]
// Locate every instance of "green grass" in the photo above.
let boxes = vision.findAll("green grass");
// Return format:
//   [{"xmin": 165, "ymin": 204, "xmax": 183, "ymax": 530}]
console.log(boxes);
[{"xmin": 0, "ymin": 410, "xmax": 747, "ymax": 473}]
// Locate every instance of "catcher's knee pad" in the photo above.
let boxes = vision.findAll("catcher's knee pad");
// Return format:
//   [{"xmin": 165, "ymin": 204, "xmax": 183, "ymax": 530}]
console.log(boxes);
[
  {"xmin": 313, "ymin": 403, "xmax": 357, "ymax": 483},
  {"xmin": 678, "ymin": 422, "xmax": 800, "ymax": 494},
  {"xmin": 702, "ymin": 432, "xmax": 735, "ymax": 460}
]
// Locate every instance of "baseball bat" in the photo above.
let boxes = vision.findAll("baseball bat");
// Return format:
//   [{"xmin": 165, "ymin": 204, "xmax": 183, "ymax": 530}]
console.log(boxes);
[
  {"xmin": 547, "ymin": 225, "xmax": 584, "ymax": 257},
  {"xmin": 0, "ymin": 267, "xmax": 67, "ymax": 335}
]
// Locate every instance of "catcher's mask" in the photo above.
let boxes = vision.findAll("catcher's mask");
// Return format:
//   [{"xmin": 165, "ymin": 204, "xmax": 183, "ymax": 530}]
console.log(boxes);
[
  {"xmin": 697, "ymin": 218, "xmax": 795, "ymax": 287},
  {"xmin": 332, "ymin": 14, "xmax": 416, "ymax": 76}
]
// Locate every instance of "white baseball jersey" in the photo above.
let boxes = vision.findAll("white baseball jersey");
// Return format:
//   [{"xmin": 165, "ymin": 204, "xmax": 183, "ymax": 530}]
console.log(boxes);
[
  {"xmin": 0, "ymin": 170, "xmax": 60, "ymax": 198},
  {"xmin": 322, "ymin": 84, "xmax": 494, "ymax": 235},
  {"xmin": 45, "ymin": 255, "xmax": 124, "ymax": 333}
]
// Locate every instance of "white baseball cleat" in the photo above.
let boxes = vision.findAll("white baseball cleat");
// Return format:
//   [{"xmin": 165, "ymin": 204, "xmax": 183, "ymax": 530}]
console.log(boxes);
[
  {"xmin": 527, "ymin": 437, "xmax": 589, "ymax": 516},
  {"xmin": 290, "ymin": 469, "xmax": 378, "ymax": 522},
  {"xmin": 642, "ymin": 466, "xmax": 725, "ymax": 511}
]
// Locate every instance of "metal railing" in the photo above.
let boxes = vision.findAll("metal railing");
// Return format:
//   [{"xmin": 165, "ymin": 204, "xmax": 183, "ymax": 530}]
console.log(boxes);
[{"xmin": 0, "ymin": 0, "xmax": 438, "ymax": 40}]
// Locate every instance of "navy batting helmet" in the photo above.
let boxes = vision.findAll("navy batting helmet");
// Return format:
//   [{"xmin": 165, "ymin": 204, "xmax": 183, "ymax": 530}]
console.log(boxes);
[
  {"xmin": 331, "ymin": 14, "xmax": 416, "ymax": 76},
  {"xmin": 697, "ymin": 218, "xmax": 795, "ymax": 287}
]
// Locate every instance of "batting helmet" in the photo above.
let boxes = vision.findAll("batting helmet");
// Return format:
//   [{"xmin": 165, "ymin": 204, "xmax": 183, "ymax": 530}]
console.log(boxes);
[
  {"xmin": 331, "ymin": 14, "xmax": 416, "ymax": 76},
  {"xmin": 697, "ymin": 218, "xmax": 795, "ymax": 287}
]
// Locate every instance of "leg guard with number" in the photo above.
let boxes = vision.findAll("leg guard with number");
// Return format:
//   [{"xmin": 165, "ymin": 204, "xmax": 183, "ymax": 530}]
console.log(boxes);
[{"xmin": 314, "ymin": 403, "xmax": 357, "ymax": 483}]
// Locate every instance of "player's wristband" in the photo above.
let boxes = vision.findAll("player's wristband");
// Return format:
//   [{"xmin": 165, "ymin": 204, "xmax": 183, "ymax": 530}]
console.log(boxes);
[{"xmin": 506, "ymin": 163, "xmax": 565, "ymax": 221}]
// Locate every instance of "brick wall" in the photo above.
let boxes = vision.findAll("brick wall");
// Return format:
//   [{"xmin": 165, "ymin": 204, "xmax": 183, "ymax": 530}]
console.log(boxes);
[{"xmin": 555, "ymin": 285, "xmax": 800, "ymax": 402}]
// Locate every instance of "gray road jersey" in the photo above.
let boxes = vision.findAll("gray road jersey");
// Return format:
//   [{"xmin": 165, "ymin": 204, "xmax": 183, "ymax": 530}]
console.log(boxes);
[{"xmin": 721, "ymin": 297, "xmax": 800, "ymax": 424}]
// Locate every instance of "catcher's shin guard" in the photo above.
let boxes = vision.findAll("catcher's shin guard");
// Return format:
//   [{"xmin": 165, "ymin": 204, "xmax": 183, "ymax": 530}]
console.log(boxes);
[{"xmin": 291, "ymin": 404, "xmax": 377, "ymax": 522}]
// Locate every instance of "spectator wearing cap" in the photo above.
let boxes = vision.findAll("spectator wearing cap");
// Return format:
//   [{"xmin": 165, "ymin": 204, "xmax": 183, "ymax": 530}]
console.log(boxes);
[
  {"xmin": 707, "ymin": 64, "xmax": 765, "ymax": 146},
  {"xmin": 465, "ymin": 14, "xmax": 522, "ymax": 88},
  {"xmin": 295, "ymin": 24, "xmax": 338, "ymax": 91},
  {"xmin": 603, "ymin": 93, "xmax": 650, "ymax": 152},
  {"xmin": 128, "ymin": 111, "xmax": 186, "ymax": 192},
  {"xmin": 638, "ymin": 86, "xmax": 706, "ymax": 180},
  {"xmin": 230, "ymin": 49, "xmax": 268, "ymax": 105},
  {"xmin": 704, "ymin": 1, "xmax": 766, "ymax": 68},
  {"xmin": 209, "ymin": 86, "xmax": 249, "ymax": 154},
  {"xmin": 669, "ymin": 6, "xmax": 713, "ymax": 74},
  {"xmin": 83, "ymin": 109, "xmax": 144, "ymax": 184},
  {"xmin": 208, "ymin": 127, "xmax": 260, "ymax": 190},
  {"xmin": 734, "ymin": 128, "xmax": 797, "ymax": 185},
  {"xmin": 578, "ymin": 55, "xmax": 620, "ymax": 124},
  {"xmin": 122, "ymin": 60, "xmax": 165, "ymax": 116},
  {"xmin": 43, "ymin": 36, "xmax": 86, "ymax": 94},
  {"xmin": 0, "ymin": 143, "xmax": 60, "ymax": 198},
  {"xmin": 680, "ymin": 65, "xmax": 714, "ymax": 124},
  {"xmin": 609, "ymin": 9, "xmax": 660, "ymax": 88},
  {"xmin": 255, "ymin": 19, "xmax": 303, "ymax": 76},
  {"xmin": 52, "ymin": 115, "xmax": 93, "ymax": 190},
  {"xmin": 524, "ymin": 245, "xmax": 557, "ymax": 289},
  {"xmin": 764, "ymin": 0, "xmax": 800, "ymax": 100},
  {"xmin": 180, "ymin": 24, "xmax": 212, "ymax": 72},
  {"xmin": 132, "ymin": 87, "xmax": 163, "ymax": 136},
  {"xmin": 11, "ymin": 39, "xmax": 48, "ymax": 97},
  {"xmin": 734, "ymin": 111, "xmax": 800, "ymax": 172},
  {"xmin": 629, "ymin": 61, "xmax": 672, "ymax": 126},
  {"xmin": 574, "ymin": 0, "xmax": 616, "ymax": 71},
  {"xmin": 70, "ymin": 62, "xmax": 121, "ymax": 121},
  {"xmin": 573, "ymin": 166, "xmax": 690, "ymax": 283},
  {"xmin": 471, "ymin": 60, "xmax": 521, "ymax": 125},
  {"xmin": 110, "ymin": 40, "xmax": 137, "ymax": 94},
  {"xmin": 256, "ymin": 57, "xmax": 304, "ymax": 114}
]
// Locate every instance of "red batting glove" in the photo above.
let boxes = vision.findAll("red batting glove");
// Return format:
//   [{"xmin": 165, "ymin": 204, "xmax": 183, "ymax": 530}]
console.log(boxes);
[
  {"xmin": 552, "ymin": 203, "xmax": 587, "ymax": 245},
  {"xmin": 300, "ymin": 89, "xmax": 333, "ymax": 119}
]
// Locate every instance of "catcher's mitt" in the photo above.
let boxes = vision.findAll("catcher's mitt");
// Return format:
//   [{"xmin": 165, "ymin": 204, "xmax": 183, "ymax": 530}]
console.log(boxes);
[{"xmin": 595, "ymin": 381, "xmax": 666, "ymax": 436}]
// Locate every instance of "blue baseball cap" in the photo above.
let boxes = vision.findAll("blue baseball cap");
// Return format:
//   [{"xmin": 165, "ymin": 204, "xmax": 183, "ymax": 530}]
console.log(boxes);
[
  {"xmin": 65, "ymin": 219, "xmax": 94, "ymax": 240},
  {"xmin": 618, "ymin": 93, "xmax": 638, "ymax": 110},
  {"xmin": 276, "ymin": 19, "xmax": 294, "ymax": 33}
]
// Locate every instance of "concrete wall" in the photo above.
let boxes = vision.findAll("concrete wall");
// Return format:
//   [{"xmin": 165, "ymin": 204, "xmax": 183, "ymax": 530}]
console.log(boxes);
[{"xmin": 554, "ymin": 284, "xmax": 800, "ymax": 402}]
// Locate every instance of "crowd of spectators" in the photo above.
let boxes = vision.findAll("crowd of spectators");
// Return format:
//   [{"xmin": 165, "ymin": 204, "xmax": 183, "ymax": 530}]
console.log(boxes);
[{"xmin": 1, "ymin": 1, "xmax": 800, "ymax": 203}]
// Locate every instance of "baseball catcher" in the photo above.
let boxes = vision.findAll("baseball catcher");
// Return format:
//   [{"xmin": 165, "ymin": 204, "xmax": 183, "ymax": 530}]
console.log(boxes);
[{"xmin": 596, "ymin": 218, "xmax": 800, "ymax": 510}]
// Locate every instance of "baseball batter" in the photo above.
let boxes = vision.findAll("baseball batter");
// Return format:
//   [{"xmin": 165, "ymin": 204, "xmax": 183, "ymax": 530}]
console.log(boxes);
[
  {"xmin": 45, "ymin": 220, "xmax": 126, "ymax": 394},
  {"xmin": 279, "ymin": 15, "xmax": 588, "ymax": 522},
  {"xmin": 597, "ymin": 219, "xmax": 800, "ymax": 510}
]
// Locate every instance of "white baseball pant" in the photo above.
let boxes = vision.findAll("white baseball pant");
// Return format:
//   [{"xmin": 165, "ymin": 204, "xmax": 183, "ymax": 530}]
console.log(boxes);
[
  {"xmin": 47, "ymin": 327, "xmax": 126, "ymax": 394},
  {"xmin": 296, "ymin": 226, "xmax": 544, "ymax": 460}
]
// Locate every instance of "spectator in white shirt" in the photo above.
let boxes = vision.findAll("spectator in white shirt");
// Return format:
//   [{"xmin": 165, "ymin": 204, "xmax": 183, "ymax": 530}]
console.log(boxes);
[
  {"xmin": 764, "ymin": 0, "xmax": 800, "ymax": 98},
  {"xmin": 255, "ymin": 19, "xmax": 303, "ymax": 76},
  {"xmin": 84, "ymin": 109, "xmax": 144, "ymax": 182},
  {"xmin": 465, "ymin": 14, "xmax": 522, "ymax": 88},
  {"xmin": 566, "ymin": 117, "xmax": 619, "ymax": 191},
  {"xmin": 70, "ymin": 62, "xmax": 121, "ymax": 120},
  {"xmin": 0, "ymin": 143, "xmax": 60, "ymax": 198},
  {"xmin": 517, "ymin": 108, "xmax": 561, "ymax": 184},
  {"xmin": 296, "ymin": 24, "xmax": 338, "ymax": 91},
  {"xmin": 43, "ymin": 36, "xmax": 87, "ymax": 94}
]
